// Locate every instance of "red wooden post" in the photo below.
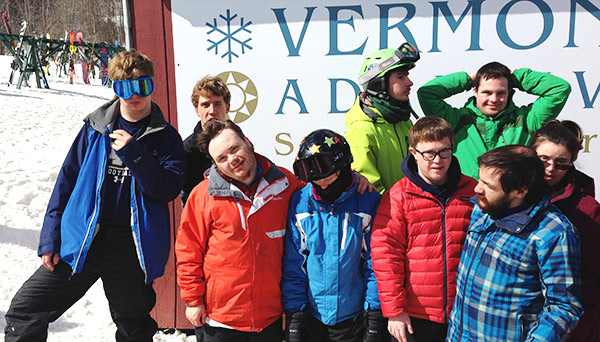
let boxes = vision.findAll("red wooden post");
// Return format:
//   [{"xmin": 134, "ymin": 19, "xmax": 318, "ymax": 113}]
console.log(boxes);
[{"xmin": 128, "ymin": 0, "xmax": 192, "ymax": 329}]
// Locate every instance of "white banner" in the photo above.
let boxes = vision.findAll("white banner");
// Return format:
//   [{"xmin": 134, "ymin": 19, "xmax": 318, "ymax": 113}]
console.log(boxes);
[{"xmin": 171, "ymin": 0, "xmax": 600, "ymax": 194}]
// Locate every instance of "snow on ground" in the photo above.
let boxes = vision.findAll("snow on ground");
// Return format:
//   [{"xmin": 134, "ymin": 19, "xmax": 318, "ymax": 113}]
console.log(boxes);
[{"xmin": 0, "ymin": 55, "xmax": 194, "ymax": 341}]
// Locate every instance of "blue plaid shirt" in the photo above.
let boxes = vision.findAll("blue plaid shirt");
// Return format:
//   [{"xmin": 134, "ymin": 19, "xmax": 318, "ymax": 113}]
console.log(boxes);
[{"xmin": 447, "ymin": 196, "xmax": 582, "ymax": 342}]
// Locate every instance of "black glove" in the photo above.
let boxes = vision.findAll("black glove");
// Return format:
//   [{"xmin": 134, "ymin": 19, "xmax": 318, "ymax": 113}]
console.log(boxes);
[
  {"xmin": 364, "ymin": 310, "xmax": 389, "ymax": 342},
  {"xmin": 285, "ymin": 310, "xmax": 308, "ymax": 342}
]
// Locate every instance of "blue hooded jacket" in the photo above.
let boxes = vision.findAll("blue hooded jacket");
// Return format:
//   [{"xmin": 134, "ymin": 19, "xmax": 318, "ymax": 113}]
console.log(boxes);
[
  {"xmin": 282, "ymin": 172, "xmax": 382, "ymax": 325},
  {"xmin": 38, "ymin": 99, "xmax": 185, "ymax": 283}
]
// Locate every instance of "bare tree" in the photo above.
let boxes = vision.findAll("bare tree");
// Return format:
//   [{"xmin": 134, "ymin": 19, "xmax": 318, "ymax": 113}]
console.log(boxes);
[{"xmin": 1, "ymin": 0, "xmax": 125, "ymax": 54}]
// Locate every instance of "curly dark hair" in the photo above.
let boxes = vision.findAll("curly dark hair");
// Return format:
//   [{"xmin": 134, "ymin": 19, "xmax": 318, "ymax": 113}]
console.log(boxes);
[
  {"xmin": 197, "ymin": 120, "xmax": 248, "ymax": 161},
  {"xmin": 478, "ymin": 145, "xmax": 548, "ymax": 203}
]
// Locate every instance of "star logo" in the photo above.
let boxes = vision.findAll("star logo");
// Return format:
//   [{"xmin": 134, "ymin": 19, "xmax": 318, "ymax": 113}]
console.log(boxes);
[
  {"xmin": 324, "ymin": 136, "xmax": 335, "ymax": 147},
  {"xmin": 217, "ymin": 71, "xmax": 257, "ymax": 124},
  {"xmin": 309, "ymin": 144, "xmax": 320, "ymax": 154}
]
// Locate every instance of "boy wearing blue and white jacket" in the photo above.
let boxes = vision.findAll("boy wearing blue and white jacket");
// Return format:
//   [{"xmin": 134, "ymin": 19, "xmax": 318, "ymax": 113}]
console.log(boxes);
[
  {"xmin": 5, "ymin": 50, "xmax": 185, "ymax": 342},
  {"xmin": 282, "ymin": 129, "xmax": 385, "ymax": 342}
]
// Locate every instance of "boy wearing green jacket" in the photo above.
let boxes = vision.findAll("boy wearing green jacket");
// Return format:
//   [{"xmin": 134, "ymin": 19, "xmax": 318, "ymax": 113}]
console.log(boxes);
[
  {"xmin": 417, "ymin": 61, "xmax": 571, "ymax": 180},
  {"xmin": 345, "ymin": 42, "xmax": 420, "ymax": 193}
]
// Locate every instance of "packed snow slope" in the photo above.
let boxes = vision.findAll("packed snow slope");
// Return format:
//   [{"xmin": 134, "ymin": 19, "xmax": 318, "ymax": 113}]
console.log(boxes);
[{"xmin": 0, "ymin": 55, "xmax": 194, "ymax": 341}]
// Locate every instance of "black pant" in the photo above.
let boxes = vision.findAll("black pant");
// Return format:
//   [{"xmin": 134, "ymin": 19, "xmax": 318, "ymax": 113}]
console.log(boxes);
[
  {"xmin": 202, "ymin": 317, "xmax": 283, "ymax": 342},
  {"xmin": 194, "ymin": 325, "xmax": 204, "ymax": 342},
  {"xmin": 305, "ymin": 314, "xmax": 365, "ymax": 342},
  {"xmin": 4, "ymin": 223, "xmax": 158, "ymax": 342},
  {"xmin": 392, "ymin": 317, "xmax": 448, "ymax": 342}
]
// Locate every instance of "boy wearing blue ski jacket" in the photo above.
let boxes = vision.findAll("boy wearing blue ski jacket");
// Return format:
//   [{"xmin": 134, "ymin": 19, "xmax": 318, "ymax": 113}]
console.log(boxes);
[
  {"xmin": 5, "ymin": 50, "xmax": 185, "ymax": 342},
  {"xmin": 282, "ymin": 129, "xmax": 385, "ymax": 342}
]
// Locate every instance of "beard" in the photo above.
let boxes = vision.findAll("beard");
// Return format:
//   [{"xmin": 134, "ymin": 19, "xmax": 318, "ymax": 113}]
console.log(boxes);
[
  {"xmin": 477, "ymin": 193, "xmax": 512, "ymax": 218},
  {"xmin": 232, "ymin": 158, "xmax": 257, "ymax": 184}
]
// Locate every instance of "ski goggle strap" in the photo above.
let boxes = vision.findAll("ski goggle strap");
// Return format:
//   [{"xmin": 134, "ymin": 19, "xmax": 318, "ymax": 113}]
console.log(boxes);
[
  {"xmin": 358, "ymin": 42, "xmax": 420, "ymax": 85},
  {"xmin": 293, "ymin": 154, "xmax": 337, "ymax": 182},
  {"xmin": 112, "ymin": 77, "xmax": 154, "ymax": 99}
]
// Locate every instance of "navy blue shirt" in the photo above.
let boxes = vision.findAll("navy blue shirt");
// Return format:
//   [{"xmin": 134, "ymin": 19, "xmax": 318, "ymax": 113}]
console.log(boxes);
[{"xmin": 101, "ymin": 114, "xmax": 151, "ymax": 223}]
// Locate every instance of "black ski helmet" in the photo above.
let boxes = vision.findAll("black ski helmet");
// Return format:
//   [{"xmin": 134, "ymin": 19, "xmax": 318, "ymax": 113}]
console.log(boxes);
[{"xmin": 293, "ymin": 129, "xmax": 353, "ymax": 182}]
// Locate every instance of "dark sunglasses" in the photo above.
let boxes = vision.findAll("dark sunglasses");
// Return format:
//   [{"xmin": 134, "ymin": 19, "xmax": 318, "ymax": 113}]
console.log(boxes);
[
  {"xmin": 112, "ymin": 77, "xmax": 154, "ymax": 99},
  {"xmin": 539, "ymin": 156, "xmax": 571, "ymax": 171}
]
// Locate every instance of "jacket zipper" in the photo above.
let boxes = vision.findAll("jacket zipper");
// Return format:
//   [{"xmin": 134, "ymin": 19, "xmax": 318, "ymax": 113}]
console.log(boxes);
[
  {"xmin": 393, "ymin": 124, "xmax": 407, "ymax": 156},
  {"xmin": 249, "ymin": 197, "xmax": 256, "ymax": 330},
  {"xmin": 407, "ymin": 190, "xmax": 457, "ymax": 323},
  {"xmin": 130, "ymin": 178, "xmax": 147, "ymax": 283},
  {"xmin": 440, "ymin": 201, "xmax": 448, "ymax": 323},
  {"xmin": 72, "ymin": 134, "xmax": 109, "ymax": 277}
]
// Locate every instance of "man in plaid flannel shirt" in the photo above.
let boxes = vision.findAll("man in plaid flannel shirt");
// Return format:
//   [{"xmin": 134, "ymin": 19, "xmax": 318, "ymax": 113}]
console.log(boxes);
[{"xmin": 447, "ymin": 145, "xmax": 582, "ymax": 342}]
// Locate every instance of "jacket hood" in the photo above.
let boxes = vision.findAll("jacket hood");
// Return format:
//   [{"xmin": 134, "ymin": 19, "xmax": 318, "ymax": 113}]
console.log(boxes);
[
  {"xmin": 551, "ymin": 167, "xmax": 595, "ymax": 202},
  {"xmin": 207, "ymin": 153, "xmax": 286, "ymax": 199},
  {"xmin": 471, "ymin": 195, "xmax": 551, "ymax": 234},
  {"xmin": 345, "ymin": 94, "xmax": 387, "ymax": 126},
  {"xmin": 401, "ymin": 153, "xmax": 462, "ymax": 201},
  {"xmin": 573, "ymin": 168, "xmax": 595, "ymax": 197}
]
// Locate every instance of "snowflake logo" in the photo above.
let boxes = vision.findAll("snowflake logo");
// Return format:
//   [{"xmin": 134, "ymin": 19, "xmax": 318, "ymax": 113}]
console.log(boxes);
[{"xmin": 206, "ymin": 9, "xmax": 252, "ymax": 63}]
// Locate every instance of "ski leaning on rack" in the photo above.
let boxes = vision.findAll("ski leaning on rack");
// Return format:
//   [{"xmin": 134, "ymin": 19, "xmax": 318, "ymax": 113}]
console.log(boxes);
[
  {"xmin": 89, "ymin": 40, "xmax": 96, "ymax": 79},
  {"xmin": 99, "ymin": 43, "xmax": 110, "ymax": 86},
  {"xmin": 8, "ymin": 20, "xmax": 28, "ymax": 87},
  {"xmin": 56, "ymin": 31, "xmax": 69, "ymax": 77},
  {"xmin": 2, "ymin": 12, "xmax": 16, "ymax": 48},
  {"xmin": 69, "ymin": 31, "xmax": 75, "ymax": 84}
]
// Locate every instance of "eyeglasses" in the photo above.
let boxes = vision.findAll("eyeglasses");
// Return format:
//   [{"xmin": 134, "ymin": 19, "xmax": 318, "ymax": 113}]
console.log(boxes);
[
  {"xmin": 414, "ymin": 147, "xmax": 453, "ymax": 161},
  {"xmin": 112, "ymin": 77, "xmax": 154, "ymax": 99},
  {"xmin": 293, "ymin": 154, "xmax": 337, "ymax": 182},
  {"xmin": 539, "ymin": 156, "xmax": 571, "ymax": 171},
  {"xmin": 358, "ymin": 42, "xmax": 420, "ymax": 85}
]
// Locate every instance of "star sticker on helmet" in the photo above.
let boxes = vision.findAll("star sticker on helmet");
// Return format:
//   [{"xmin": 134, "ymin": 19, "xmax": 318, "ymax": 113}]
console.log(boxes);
[
  {"xmin": 323, "ymin": 136, "xmax": 335, "ymax": 147},
  {"xmin": 309, "ymin": 144, "xmax": 321, "ymax": 154}
]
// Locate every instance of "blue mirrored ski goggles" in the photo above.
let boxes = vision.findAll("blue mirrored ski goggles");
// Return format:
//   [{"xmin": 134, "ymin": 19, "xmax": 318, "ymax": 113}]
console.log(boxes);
[{"xmin": 112, "ymin": 77, "xmax": 154, "ymax": 99}]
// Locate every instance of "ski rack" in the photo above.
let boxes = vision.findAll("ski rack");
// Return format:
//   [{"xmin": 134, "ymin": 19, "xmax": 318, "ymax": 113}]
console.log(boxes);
[{"xmin": 0, "ymin": 33, "xmax": 125, "ymax": 89}]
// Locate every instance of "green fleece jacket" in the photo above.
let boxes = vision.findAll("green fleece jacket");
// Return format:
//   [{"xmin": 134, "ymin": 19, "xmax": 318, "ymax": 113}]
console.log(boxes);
[
  {"xmin": 417, "ymin": 68, "xmax": 571, "ymax": 179},
  {"xmin": 344, "ymin": 96, "xmax": 412, "ymax": 193}
]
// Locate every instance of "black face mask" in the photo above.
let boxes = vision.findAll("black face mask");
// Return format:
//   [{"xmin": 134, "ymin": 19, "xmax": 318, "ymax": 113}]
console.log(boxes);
[{"xmin": 313, "ymin": 166, "xmax": 353, "ymax": 203}]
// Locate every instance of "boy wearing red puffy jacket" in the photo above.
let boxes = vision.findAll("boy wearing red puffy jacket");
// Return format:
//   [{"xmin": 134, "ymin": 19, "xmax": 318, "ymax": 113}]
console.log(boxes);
[{"xmin": 371, "ymin": 117, "xmax": 476, "ymax": 342}]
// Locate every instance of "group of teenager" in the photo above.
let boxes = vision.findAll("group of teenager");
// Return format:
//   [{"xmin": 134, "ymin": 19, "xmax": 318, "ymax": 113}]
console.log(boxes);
[{"xmin": 3, "ymin": 44, "xmax": 598, "ymax": 342}]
